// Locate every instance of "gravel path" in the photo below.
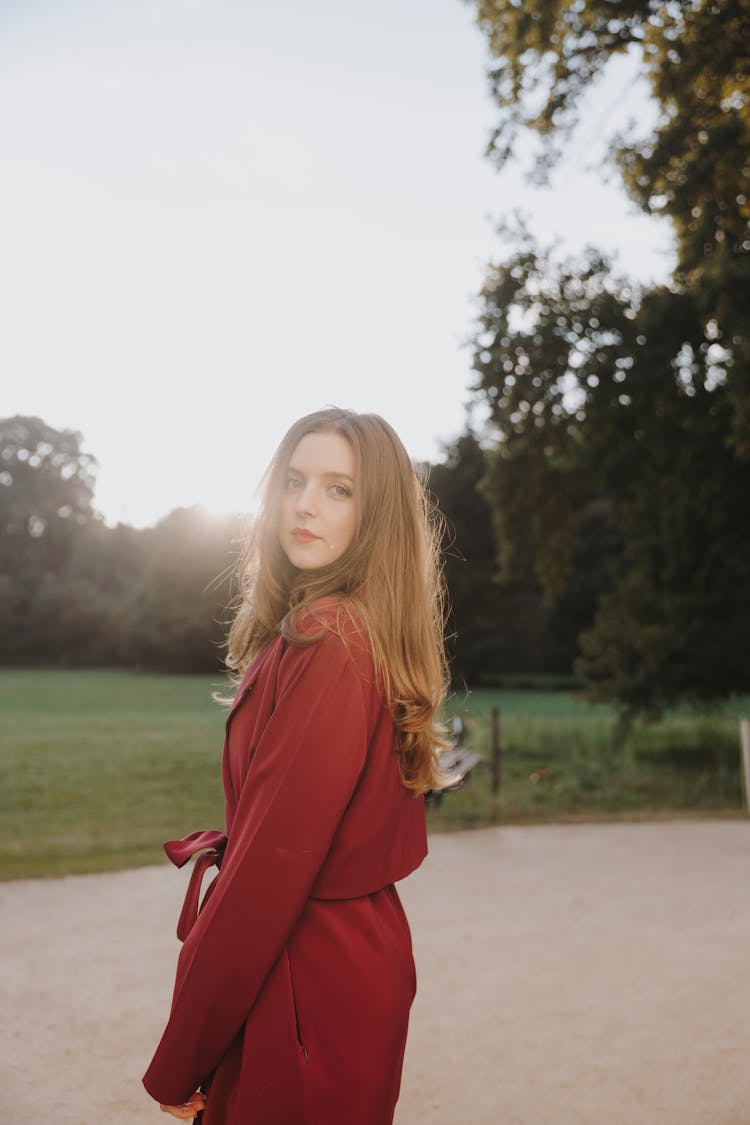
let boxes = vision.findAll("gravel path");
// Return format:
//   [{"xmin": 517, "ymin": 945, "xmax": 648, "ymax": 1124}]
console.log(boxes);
[{"xmin": 3, "ymin": 820, "xmax": 748, "ymax": 1124}]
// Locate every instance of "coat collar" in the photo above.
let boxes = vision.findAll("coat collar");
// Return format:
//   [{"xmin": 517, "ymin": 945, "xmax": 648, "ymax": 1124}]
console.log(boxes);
[{"xmin": 226, "ymin": 634, "xmax": 284, "ymax": 723}]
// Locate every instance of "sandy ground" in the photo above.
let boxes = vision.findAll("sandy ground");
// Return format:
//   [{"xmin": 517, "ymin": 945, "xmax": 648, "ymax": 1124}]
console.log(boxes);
[{"xmin": 2, "ymin": 819, "xmax": 749, "ymax": 1125}]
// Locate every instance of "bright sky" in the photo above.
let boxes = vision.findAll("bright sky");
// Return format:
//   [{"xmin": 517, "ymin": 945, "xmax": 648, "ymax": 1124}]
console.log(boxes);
[{"xmin": 1, "ymin": 0, "xmax": 675, "ymax": 527}]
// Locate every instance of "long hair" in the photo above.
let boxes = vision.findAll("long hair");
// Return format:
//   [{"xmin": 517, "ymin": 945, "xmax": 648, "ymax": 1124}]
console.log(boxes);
[{"xmin": 225, "ymin": 407, "xmax": 450, "ymax": 794}]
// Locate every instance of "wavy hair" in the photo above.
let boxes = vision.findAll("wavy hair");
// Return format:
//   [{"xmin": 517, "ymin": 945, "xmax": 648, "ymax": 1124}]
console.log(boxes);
[{"xmin": 225, "ymin": 408, "xmax": 450, "ymax": 794}]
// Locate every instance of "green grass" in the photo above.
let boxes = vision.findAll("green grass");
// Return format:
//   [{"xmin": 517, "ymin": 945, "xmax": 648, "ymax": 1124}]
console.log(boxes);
[
  {"xmin": 0, "ymin": 669, "xmax": 229, "ymax": 879},
  {"xmin": 0, "ymin": 670, "xmax": 747, "ymax": 879},
  {"xmin": 430, "ymin": 689, "xmax": 749, "ymax": 830}
]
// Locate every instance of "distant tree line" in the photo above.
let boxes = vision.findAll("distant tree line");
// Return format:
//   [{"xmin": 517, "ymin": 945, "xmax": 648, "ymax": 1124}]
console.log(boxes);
[
  {"xmin": 0, "ymin": 416, "xmax": 237, "ymax": 673},
  {"xmin": 0, "ymin": 414, "xmax": 583, "ymax": 679}
]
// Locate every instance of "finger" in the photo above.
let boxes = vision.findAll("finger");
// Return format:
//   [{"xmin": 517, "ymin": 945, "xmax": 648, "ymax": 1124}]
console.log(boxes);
[
  {"xmin": 159, "ymin": 1106, "xmax": 202, "ymax": 1120},
  {"xmin": 182, "ymin": 1094, "xmax": 207, "ymax": 1111}
]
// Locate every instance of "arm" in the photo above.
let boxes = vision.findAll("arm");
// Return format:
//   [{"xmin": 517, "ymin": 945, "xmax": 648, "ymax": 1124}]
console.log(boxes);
[{"xmin": 142, "ymin": 628, "xmax": 370, "ymax": 1106}]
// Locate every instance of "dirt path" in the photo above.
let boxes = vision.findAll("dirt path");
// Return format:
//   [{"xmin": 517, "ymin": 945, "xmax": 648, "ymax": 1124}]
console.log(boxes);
[{"xmin": 3, "ymin": 820, "xmax": 748, "ymax": 1124}]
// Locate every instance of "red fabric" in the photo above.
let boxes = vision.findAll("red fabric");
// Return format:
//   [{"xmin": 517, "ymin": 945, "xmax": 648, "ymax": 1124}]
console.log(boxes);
[
  {"xmin": 142, "ymin": 599, "xmax": 428, "ymax": 1124},
  {"xmin": 163, "ymin": 831, "xmax": 228, "ymax": 942}
]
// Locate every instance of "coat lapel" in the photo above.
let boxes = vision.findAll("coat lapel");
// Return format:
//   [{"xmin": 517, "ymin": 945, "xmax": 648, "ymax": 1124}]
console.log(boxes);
[{"xmin": 225, "ymin": 634, "xmax": 284, "ymax": 727}]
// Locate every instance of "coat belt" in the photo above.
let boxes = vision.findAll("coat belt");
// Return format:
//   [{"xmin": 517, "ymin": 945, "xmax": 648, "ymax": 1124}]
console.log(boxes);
[{"xmin": 164, "ymin": 829, "xmax": 228, "ymax": 942}]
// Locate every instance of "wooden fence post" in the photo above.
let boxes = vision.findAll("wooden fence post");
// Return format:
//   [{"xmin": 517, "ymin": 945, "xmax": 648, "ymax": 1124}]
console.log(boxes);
[
  {"xmin": 491, "ymin": 706, "xmax": 501, "ymax": 823},
  {"xmin": 740, "ymin": 719, "xmax": 750, "ymax": 814}
]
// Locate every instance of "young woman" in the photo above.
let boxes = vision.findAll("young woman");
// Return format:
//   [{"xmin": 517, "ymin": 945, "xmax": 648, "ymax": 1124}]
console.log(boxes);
[{"xmin": 142, "ymin": 408, "xmax": 449, "ymax": 1124}]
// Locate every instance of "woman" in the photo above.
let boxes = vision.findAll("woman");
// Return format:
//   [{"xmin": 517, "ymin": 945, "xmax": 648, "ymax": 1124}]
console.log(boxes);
[{"xmin": 142, "ymin": 408, "xmax": 449, "ymax": 1124}]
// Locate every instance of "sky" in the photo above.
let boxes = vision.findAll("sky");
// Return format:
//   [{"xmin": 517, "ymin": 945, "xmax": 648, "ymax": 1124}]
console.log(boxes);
[{"xmin": 1, "ymin": 0, "xmax": 676, "ymax": 527}]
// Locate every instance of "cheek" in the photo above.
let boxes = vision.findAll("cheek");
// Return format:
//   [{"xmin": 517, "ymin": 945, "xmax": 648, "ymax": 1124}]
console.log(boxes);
[
  {"xmin": 280, "ymin": 491, "xmax": 296, "ymax": 518},
  {"xmin": 339, "ymin": 506, "xmax": 357, "ymax": 548},
  {"xmin": 278, "ymin": 493, "xmax": 296, "ymax": 538}
]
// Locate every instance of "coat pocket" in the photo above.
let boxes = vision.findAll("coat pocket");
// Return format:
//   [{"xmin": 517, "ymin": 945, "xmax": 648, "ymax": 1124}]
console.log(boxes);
[{"xmin": 284, "ymin": 946, "xmax": 309, "ymax": 1061}]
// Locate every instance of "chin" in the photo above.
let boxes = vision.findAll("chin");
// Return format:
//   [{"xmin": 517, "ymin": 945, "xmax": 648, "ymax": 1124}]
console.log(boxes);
[{"xmin": 285, "ymin": 544, "xmax": 327, "ymax": 570}]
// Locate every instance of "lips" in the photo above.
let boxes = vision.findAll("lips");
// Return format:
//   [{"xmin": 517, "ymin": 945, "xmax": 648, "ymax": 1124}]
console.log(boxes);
[{"xmin": 291, "ymin": 528, "xmax": 320, "ymax": 543}]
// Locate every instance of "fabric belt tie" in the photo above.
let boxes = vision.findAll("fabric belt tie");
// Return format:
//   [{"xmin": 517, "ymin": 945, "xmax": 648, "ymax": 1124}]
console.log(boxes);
[{"xmin": 164, "ymin": 829, "xmax": 228, "ymax": 942}]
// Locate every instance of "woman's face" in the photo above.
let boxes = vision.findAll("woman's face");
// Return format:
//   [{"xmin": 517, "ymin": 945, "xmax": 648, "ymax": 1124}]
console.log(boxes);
[{"xmin": 279, "ymin": 430, "xmax": 358, "ymax": 570}]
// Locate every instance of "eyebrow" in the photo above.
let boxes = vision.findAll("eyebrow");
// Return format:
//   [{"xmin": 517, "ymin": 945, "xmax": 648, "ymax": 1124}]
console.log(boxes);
[{"xmin": 287, "ymin": 466, "xmax": 355, "ymax": 484}]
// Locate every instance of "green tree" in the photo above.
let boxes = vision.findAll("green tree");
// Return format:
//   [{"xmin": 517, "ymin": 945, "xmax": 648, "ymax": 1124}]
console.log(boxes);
[
  {"xmin": 0, "ymin": 416, "xmax": 98, "ymax": 661},
  {"xmin": 428, "ymin": 432, "xmax": 514, "ymax": 682},
  {"xmin": 469, "ymin": 0, "xmax": 750, "ymax": 714},
  {"xmin": 0, "ymin": 415, "xmax": 96, "ymax": 570},
  {"xmin": 472, "ymin": 0, "xmax": 750, "ymax": 451},
  {"xmin": 428, "ymin": 431, "xmax": 614, "ymax": 683},
  {"xmin": 117, "ymin": 507, "xmax": 237, "ymax": 672},
  {"xmin": 0, "ymin": 417, "xmax": 236, "ymax": 670},
  {"xmin": 473, "ymin": 234, "xmax": 750, "ymax": 714}
]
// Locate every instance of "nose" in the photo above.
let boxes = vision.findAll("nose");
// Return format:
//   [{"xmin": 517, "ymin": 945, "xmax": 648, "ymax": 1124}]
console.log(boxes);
[{"xmin": 295, "ymin": 482, "xmax": 317, "ymax": 518}]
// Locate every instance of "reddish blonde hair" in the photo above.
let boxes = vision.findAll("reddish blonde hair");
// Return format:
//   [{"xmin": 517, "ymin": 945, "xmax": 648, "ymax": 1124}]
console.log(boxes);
[{"xmin": 225, "ymin": 408, "xmax": 450, "ymax": 793}]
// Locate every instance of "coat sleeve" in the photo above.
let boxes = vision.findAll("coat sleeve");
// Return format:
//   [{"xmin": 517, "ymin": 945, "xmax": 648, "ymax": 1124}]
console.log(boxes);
[{"xmin": 142, "ymin": 627, "xmax": 371, "ymax": 1106}]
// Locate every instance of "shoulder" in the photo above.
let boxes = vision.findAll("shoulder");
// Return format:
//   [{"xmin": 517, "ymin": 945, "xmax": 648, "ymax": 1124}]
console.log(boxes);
[
  {"xmin": 288, "ymin": 596, "xmax": 374, "ymax": 681},
  {"xmin": 294, "ymin": 595, "xmax": 366, "ymax": 646}
]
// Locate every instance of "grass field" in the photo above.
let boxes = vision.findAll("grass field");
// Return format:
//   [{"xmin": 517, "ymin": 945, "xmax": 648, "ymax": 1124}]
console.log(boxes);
[
  {"xmin": 428, "ymin": 688, "xmax": 748, "ymax": 830},
  {"xmin": 0, "ymin": 669, "xmax": 747, "ymax": 879}
]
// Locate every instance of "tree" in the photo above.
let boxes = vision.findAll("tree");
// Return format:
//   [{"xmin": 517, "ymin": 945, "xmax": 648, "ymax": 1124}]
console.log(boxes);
[
  {"xmin": 0, "ymin": 416, "xmax": 98, "ymax": 661},
  {"xmin": 472, "ymin": 0, "xmax": 750, "ymax": 452},
  {"xmin": 117, "ymin": 507, "xmax": 238, "ymax": 672},
  {"xmin": 473, "ymin": 233, "xmax": 750, "ymax": 714},
  {"xmin": 428, "ymin": 431, "xmax": 613, "ymax": 683},
  {"xmin": 0, "ymin": 415, "xmax": 96, "ymax": 571},
  {"xmin": 0, "ymin": 417, "xmax": 236, "ymax": 671},
  {"xmin": 468, "ymin": 0, "xmax": 750, "ymax": 713}
]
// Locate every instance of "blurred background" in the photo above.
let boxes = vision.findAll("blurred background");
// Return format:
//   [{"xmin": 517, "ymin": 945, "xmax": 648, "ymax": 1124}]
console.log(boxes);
[{"xmin": 2, "ymin": 0, "xmax": 748, "ymax": 875}]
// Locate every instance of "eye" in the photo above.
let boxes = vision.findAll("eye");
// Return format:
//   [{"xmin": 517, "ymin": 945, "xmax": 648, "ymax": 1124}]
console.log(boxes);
[
  {"xmin": 329, "ymin": 483, "xmax": 351, "ymax": 498},
  {"xmin": 286, "ymin": 475, "xmax": 303, "ymax": 491}
]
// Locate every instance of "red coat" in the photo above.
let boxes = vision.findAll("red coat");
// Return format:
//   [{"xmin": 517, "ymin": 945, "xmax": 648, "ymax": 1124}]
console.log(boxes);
[{"xmin": 142, "ymin": 599, "xmax": 428, "ymax": 1124}]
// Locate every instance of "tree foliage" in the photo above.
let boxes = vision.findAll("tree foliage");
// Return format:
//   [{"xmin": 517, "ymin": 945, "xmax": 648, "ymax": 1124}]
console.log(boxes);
[
  {"xmin": 470, "ymin": 0, "xmax": 750, "ymax": 713},
  {"xmin": 0, "ymin": 415, "xmax": 97, "ymax": 575},
  {"xmin": 474, "ymin": 233, "xmax": 750, "ymax": 713},
  {"xmin": 428, "ymin": 431, "xmax": 614, "ymax": 683},
  {"xmin": 473, "ymin": 0, "xmax": 750, "ymax": 454},
  {"xmin": 0, "ymin": 417, "xmax": 237, "ymax": 671}
]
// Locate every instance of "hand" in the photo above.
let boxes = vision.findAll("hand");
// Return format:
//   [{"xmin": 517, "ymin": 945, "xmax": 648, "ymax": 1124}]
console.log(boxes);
[{"xmin": 159, "ymin": 1091, "xmax": 207, "ymax": 1119}]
